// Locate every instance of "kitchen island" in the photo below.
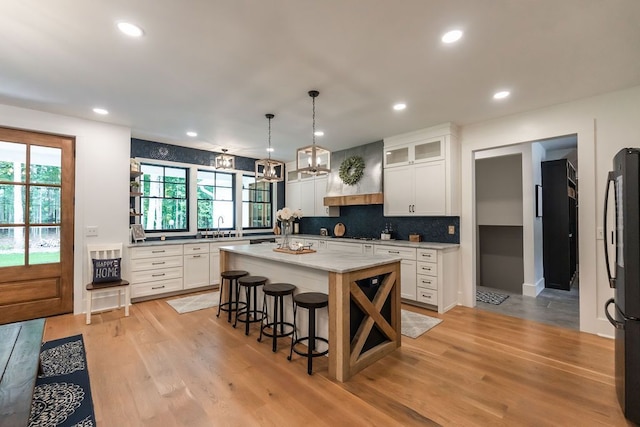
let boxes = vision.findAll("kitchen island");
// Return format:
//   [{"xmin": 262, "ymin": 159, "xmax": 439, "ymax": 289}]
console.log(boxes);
[{"xmin": 220, "ymin": 243, "xmax": 402, "ymax": 382}]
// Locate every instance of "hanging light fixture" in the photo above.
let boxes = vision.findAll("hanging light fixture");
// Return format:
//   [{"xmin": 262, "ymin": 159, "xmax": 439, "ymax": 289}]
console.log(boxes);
[
  {"xmin": 255, "ymin": 113, "xmax": 284, "ymax": 182},
  {"xmin": 214, "ymin": 148, "xmax": 235, "ymax": 169},
  {"xmin": 296, "ymin": 90, "xmax": 330, "ymax": 175}
]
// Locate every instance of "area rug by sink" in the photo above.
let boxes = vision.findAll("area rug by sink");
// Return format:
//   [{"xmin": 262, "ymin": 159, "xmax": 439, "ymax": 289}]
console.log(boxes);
[
  {"xmin": 401, "ymin": 309, "xmax": 442, "ymax": 339},
  {"xmin": 29, "ymin": 334, "xmax": 95, "ymax": 427},
  {"xmin": 476, "ymin": 290, "xmax": 510, "ymax": 305},
  {"xmin": 167, "ymin": 291, "xmax": 219, "ymax": 314}
]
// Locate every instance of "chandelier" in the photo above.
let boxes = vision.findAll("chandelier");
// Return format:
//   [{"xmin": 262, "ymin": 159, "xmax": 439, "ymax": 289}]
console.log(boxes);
[
  {"xmin": 255, "ymin": 113, "xmax": 284, "ymax": 182},
  {"xmin": 214, "ymin": 148, "xmax": 235, "ymax": 170},
  {"xmin": 296, "ymin": 90, "xmax": 330, "ymax": 175}
]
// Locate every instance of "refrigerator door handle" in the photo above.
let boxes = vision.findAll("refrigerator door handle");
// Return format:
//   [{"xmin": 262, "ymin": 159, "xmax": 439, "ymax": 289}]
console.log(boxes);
[
  {"xmin": 605, "ymin": 298, "xmax": 624, "ymax": 329},
  {"xmin": 603, "ymin": 171, "xmax": 617, "ymax": 288}
]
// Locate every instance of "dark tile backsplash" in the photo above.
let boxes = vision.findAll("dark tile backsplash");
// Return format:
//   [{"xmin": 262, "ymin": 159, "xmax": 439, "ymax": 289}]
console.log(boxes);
[{"xmin": 299, "ymin": 204, "xmax": 459, "ymax": 243}]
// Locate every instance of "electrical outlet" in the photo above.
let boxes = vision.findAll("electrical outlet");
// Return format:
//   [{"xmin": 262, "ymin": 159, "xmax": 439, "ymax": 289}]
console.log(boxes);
[
  {"xmin": 448, "ymin": 225, "xmax": 455, "ymax": 235},
  {"xmin": 86, "ymin": 226, "xmax": 98, "ymax": 237}
]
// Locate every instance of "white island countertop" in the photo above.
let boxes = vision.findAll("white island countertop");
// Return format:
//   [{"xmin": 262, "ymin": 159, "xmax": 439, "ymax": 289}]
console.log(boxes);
[{"xmin": 220, "ymin": 243, "xmax": 402, "ymax": 274}]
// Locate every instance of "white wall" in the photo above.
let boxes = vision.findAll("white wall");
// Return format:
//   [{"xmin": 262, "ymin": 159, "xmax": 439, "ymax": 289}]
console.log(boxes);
[
  {"xmin": 460, "ymin": 84, "xmax": 640, "ymax": 337},
  {"xmin": 0, "ymin": 104, "xmax": 131, "ymax": 314}
]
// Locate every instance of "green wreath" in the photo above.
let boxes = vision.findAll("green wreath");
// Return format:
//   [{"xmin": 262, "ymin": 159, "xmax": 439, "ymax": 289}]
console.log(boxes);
[{"xmin": 339, "ymin": 156, "xmax": 365, "ymax": 186}]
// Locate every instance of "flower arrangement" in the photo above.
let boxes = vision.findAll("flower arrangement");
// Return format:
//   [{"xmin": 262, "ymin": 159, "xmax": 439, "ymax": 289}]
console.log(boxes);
[{"xmin": 276, "ymin": 207, "xmax": 303, "ymax": 223}]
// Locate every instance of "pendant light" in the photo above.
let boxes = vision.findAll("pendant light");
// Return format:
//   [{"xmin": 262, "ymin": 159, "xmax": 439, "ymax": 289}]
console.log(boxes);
[
  {"xmin": 255, "ymin": 113, "xmax": 284, "ymax": 182},
  {"xmin": 296, "ymin": 90, "xmax": 330, "ymax": 175},
  {"xmin": 214, "ymin": 148, "xmax": 235, "ymax": 169}
]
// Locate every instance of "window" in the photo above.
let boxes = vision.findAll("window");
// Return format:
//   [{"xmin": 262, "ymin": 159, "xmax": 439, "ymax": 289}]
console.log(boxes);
[
  {"xmin": 242, "ymin": 175, "xmax": 272, "ymax": 229},
  {"xmin": 0, "ymin": 141, "xmax": 62, "ymax": 266},
  {"xmin": 140, "ymin": 164, "xmax": 188, "ymax": 232},
  {"xmin": 197, "ymin": 170, "xmax": 234, "ymax": 230}
]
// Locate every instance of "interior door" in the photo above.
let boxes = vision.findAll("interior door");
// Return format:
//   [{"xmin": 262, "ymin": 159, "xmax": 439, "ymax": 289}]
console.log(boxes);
[{"xmin": 0, "ymin": 127, "xmax": 75, "ymax": 324}]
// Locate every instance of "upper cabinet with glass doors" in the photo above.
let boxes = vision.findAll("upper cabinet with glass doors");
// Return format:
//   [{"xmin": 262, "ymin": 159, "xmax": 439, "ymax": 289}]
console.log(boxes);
[
  {"xmin": 383, "ymin": 123, "xmax": 459, "ymax": 216},
  {"xmin": 384, "ymin": 137, "xmax": 444, "ymax": 168}
]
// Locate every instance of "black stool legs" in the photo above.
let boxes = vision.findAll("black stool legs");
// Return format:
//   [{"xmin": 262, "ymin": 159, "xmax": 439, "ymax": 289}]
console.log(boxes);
[
  {"xmin": 233, "ymin": 276, "xmax": 267, "ymax": 335},
  {"xmin": 288, "ymin": 292, "xmax": 329, "ymax": 375},
  {"xmin": 258, "ymin": 283, "xmax": 296, "ymax": 352},
  {"xmin": 217, "ymin": 270, "xmax": 248, "ymax": 322}
]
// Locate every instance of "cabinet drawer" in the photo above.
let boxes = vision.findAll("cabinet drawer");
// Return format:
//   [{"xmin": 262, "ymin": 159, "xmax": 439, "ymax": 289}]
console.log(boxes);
[
  {"xmin": 417, "ymin": 288, "xmax": 438, "ymax": 305},
  {"xmin": 132, "ymin": 266, "xmax": 183, "ymax": 284},
  {"xmin": 417, "ymin": 274, "xmax": 438, "ymax": 290},
  {"xmin": 417, "ymin": 261, "xmax": 438, "ymax": 277},
  {"xmin": 374, "ymin": 245, "xmax": 416, "ymax": 260},
  {"xmin": 131, "ymin": 245, "xmax": 183, "ymax": 259},
  {"xmin": 131, "ymin": 255, "xmax": 183, "ymax": 272},
  {"xmin": 417, "ymin": 248, "xmax": 437, "ymax": 262},
  {"xmin": 131, "ymin": 278, "xmax": 183, "ymax": 298},
  {"xmin": 184, "ymin": 243, "xmax": 209, "ymax": 255}
]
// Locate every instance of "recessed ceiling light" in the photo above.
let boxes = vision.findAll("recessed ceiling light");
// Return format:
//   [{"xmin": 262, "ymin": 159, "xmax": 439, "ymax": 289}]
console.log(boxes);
[
  {"xmin": 267, "ymin": 147, "xmax": 275, "ymax": 152},
  {"xmin": 117, "ymin": 22, "xmax": 144, "ymax": 37},
  {"xmin": 314, "ymin": 131, "xmax": 324, "ymax": 137},
  {"xmin": 442, "ymin": 30, "xmax": 463, "ymax": 44},
  {"xmin": 493, "ymin": 90, "xmax": 511, "ymax": 100},
  {"xmin": 393, "ymin": 103, "xmax": 407, "ymax": 111},
  {"xmin": 186, "ymin": 131, "xmax": 198, "ymax": 137},
  {"xmin": 92, "ymin": 108, "xmax": 109, "ymax": 115}
]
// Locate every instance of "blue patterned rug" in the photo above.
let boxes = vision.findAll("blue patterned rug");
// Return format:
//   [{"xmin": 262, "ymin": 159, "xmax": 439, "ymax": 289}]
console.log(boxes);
[
  {"xmin": 476, "ymin": 290, "xmax": 510, "ymax": 305},
  {"xmin": 29, "ymin": 334, "xmax": 96, "ymax": 427}
]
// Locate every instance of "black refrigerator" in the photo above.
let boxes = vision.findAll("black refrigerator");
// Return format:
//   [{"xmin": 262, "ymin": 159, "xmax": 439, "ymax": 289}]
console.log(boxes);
[{"xmin": 604, "ymin": 148, "xmax": 640, "ymax": 424}]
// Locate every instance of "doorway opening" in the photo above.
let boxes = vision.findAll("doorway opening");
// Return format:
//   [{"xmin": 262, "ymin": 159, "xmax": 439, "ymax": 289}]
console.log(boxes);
[{"xmin": 474, "ymin": 135, "xmax": 579, "ymax": 330}]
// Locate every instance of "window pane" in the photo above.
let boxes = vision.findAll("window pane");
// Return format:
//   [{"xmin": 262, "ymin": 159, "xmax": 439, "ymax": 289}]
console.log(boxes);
[
  {"xmin": 216, "ymin": 174, "xmax": 233, "ymax": 187},
  {"xmin": 29, "ymin": 186, "xmax": 61, "ymax": 224},
  {"xmin": 197, "ymin": 200, "xmax": 214, "ymax": 229},
  {"xmin": 242, "ymin": 175, "xmax": 272, "ymax": 229},
  {"xmin": 213, "ymin": 201, "xmax": 234, "ymax": 228},
  {"xmin": 0, "ymin": 141, "xmax": 26, "ymax": 182},
  {"xmin": 140, "ymin": 164, "xmax": 189, "ymax": 232},
  {"xmin": 0, "ymin": 226, "xmax": 25, "ymax": 267},
  {"xmin": 29, "ymin": 226, "xmax": 60, "ymax": 265},
  {"xmin": 30, "ymin": 146, "xmax": 61, "ymax": 184},
  {"xmin": 217, "ymin": 187, "xmax": 233, "ymax": 200},
  {"xmin": 0, "ymin": 184, "xmax": 26, "ymax": 224}
]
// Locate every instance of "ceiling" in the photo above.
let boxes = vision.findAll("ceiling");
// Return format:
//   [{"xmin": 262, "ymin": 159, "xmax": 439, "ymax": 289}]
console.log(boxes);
[{"xmin": 2, "ymin": 1, "xmax": 639, "ymax": 162}]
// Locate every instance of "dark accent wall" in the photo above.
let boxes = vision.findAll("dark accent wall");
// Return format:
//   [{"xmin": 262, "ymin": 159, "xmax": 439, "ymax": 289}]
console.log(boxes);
[
  {"xmin": 299, "ymin": 205, "xmax": 459, "ymax": 243},
  {"xmin": 131, "ymin": 138, "xmax": 285, "ymax": 213}
]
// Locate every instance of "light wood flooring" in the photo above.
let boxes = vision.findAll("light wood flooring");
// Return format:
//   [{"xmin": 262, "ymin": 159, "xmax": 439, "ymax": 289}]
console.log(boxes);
[{"xmin": 41, "ymin": 295, "xmax": 631, "ymax": 426}]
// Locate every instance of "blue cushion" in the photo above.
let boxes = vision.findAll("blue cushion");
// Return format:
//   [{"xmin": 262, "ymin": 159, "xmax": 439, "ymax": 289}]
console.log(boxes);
[{"xmin": 92, "ymin": 258, "xmax": 121, "ymax": 283}]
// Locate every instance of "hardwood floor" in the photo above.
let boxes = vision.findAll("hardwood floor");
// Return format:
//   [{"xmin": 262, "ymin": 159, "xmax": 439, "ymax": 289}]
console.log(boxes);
[{"xmin": 41, "ymin": 296, "xmax": 631, "ymax": 426}]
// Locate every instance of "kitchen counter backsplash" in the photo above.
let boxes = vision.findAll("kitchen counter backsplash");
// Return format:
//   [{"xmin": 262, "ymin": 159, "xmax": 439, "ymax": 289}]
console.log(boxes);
[{"xmin": 299, "ymin": 204, "xmax": 459, "ymax": 244}]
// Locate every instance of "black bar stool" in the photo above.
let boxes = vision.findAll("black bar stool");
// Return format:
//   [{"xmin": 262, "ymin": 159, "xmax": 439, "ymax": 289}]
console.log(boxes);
[
  {"xmin": 258, "ymin": 283, "xmax": 296, "ymax": 352},
  {"xmin": 234, "ymin": 275, "xmax": 267, "ymax": 335},
  {"xmin": 288, "ymin": 292, "xmax": 329, "ymax": 375},
  {"xmin": 217, "ymin": 270, "xmax": 249, "ymax": 322}
]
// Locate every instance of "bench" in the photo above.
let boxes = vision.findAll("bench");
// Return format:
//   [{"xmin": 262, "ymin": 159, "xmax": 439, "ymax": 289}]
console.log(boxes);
[{"xmin": 0, "ymin": 318, "xmax": 45, "ymax": 427}]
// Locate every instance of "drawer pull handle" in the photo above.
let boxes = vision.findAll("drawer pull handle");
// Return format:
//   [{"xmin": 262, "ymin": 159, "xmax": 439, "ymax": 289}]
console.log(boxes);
[
  {"xmin": 152, "ymin": 261, "xmax": 166, "ymax": 265},
  {"xmin": 151, "ymin": 285, "xmax": 166, "ymax": 290},
  {"xmin": 152, "ymin": 273, "xmax": 166, "ymax": 277},
  {"xmin": 422, "ymin": 254, "xmax": 432, "ymax": 258},
  {"xmin": 389, "ymin": 250, "xmax": 399, "ymax": 254},
  {"xmin": 152, "ymin": 250, "xmax": 166, "ymax": 253},
  {"xmin": 193, "ymin": 255, "xmax": 201, "ymax": 258}
]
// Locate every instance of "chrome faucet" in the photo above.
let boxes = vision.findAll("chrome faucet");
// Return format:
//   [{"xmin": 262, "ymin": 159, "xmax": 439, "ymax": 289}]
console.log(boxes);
[{"xmin": 217, "ymin": 216, "xmax": 224, "ymax": 238}]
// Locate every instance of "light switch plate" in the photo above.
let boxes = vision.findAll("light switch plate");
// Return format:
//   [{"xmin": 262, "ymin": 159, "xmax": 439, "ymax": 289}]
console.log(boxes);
[
  {"xmin": 448, "ymin": 225, "xmax": 455, "ymax": 235},
  {"xmin": 86, "ymin": 226, "xmax": 98, "ymax": 236}
]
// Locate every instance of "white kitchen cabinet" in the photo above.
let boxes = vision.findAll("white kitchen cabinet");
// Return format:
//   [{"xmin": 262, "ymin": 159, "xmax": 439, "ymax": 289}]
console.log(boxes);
[
  {"xmin": 326, "ymin": 240, "xmax": 363, "ymax": 254},
  {"xmin": 374, "ymin": 245, "xmax": 417, "ymax": 300},
  {"xmin": 286, "ymin": 162, "xmax": 338, "ymax": 217},
  {"xmin": 384, "ymin": 123, "xmax": 459, "ymax": 216},
  {"xmin": 183, "ymin": 243, "xmax": 210, "ymax": 289},
  {"xmin": 130, "ymin": 245, "xmax": 184, "ymax": 298},
  {"xmin": 416, "ymin": 247, "xmax": 458, "ymax": 313}
]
